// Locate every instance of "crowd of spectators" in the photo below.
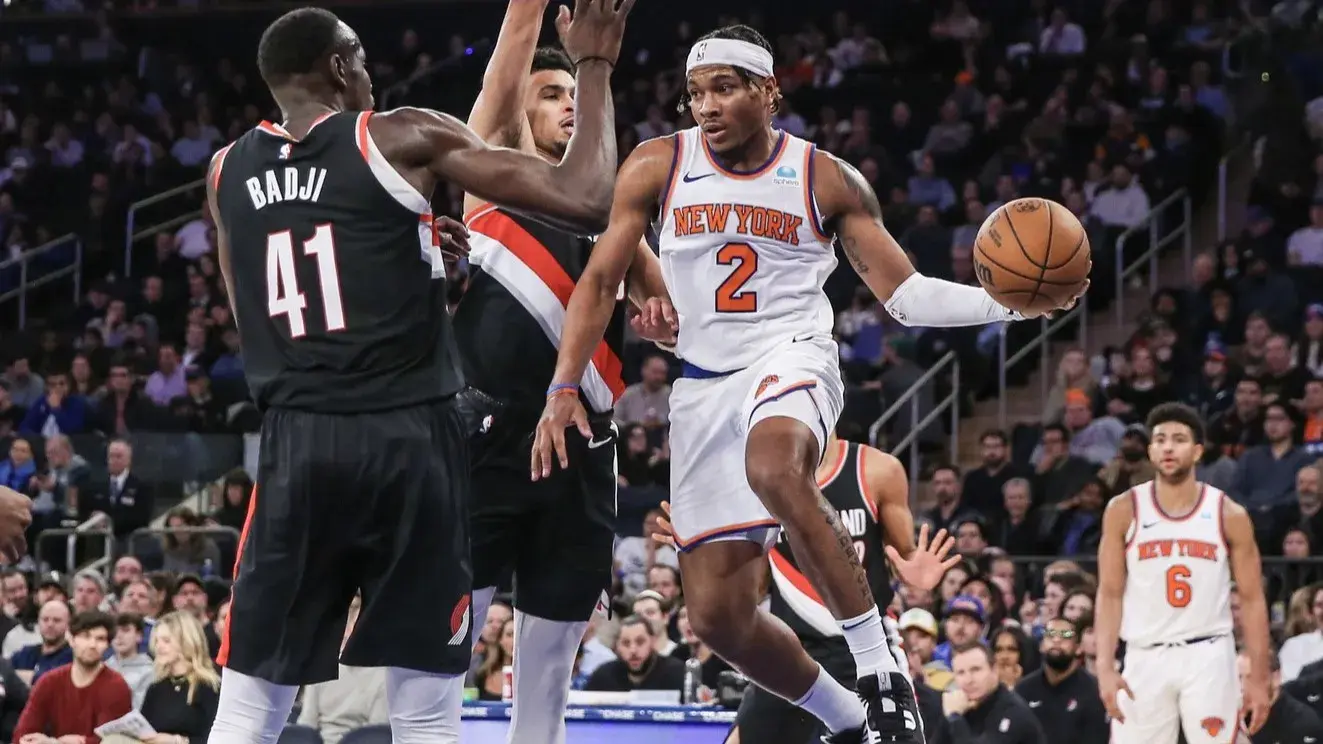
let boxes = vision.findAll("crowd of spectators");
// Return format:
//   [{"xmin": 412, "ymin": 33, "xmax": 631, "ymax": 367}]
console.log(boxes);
[{"xmin": 2, "ymin": 0, "xmax": 1320, "ymax": 742}]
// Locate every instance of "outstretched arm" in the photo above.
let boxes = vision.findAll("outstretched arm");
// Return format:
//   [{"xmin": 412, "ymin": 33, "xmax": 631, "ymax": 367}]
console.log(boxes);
[
  {"xmin": 866, "ymin": 448, "xmax": 916, "ymax": 559},
  {"xmin": 466, "ymin": 0, "xmax": 545, "ymax": 151},
  {"xmin": 374, "ymin": 57, "xmax": 616, "ymax": 234},
  {"xmin": 813, "ymin": 150, "xmax": 1023, "ymax": 327},
  {"xmin": 549, "ymin": 137, "xmax": 674, "ymax": 386}
]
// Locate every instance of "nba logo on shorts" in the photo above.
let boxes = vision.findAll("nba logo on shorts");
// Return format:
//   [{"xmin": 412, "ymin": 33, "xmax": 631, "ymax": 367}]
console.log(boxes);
[
  {"xmin": 1200, "ymin": 717, "xmax": 1224, "ymax": 737},
  {"xmin": 756, "ymin": 375, "xmax": 780, "ymax": 398},
  {"xmin": 448, "ymin": 594, "xmax": 471, "ymax": 646},
  {"xmin": 773, "ymin": 165, "xmax": 799, "ymax": 186}
]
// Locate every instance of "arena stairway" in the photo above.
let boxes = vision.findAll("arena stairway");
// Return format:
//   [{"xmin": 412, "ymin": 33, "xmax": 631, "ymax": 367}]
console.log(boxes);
[{"xmin": 951, "ymin": 149, "xmax": 1254, "ymax": 477}]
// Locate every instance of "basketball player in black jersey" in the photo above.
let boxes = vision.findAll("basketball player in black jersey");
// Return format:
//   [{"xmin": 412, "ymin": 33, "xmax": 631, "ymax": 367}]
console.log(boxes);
[
  {"xmin": 654, "ymin": 433, "xmax": 958, "ymax": 744},
  {"xmin": 204, "ymin": 4, "xmax": 634, "ymax": 742},
  {"xmin": 452, "ymin": 4, "xmax": 668, "ymax": 742}
]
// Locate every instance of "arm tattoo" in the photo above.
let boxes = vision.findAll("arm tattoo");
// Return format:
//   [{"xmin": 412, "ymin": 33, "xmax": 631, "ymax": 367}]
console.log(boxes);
[{"xmin": 831, "ymin": 156, "xmax": 886, "ymax": 276}]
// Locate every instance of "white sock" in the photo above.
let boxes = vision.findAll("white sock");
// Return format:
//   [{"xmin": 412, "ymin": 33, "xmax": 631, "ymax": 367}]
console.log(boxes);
[
  {"xmin": 791, "ymin": 663, "xmax": 867, "ymax": 733},
  {"xmin": 469, "ymin": 586, "xmax": 498, "ymax": 654},
  {"xmin": 386, "ymin": 667, "xmax": 463, "ymax": 744},
  {"xmin": 208, "ymin": 668, "xmax": 299, "ymax": 744},
  {"xmin": 838, "ymin": 606, "xmax": 900, "ymax": 678},
  {"xmin": 509, "ymin": 610, "xmax": 589, "ymax": 744}
]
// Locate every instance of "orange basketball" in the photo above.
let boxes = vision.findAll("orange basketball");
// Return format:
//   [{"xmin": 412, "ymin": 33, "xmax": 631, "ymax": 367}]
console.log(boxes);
[{"xmin": 972, "ymin": 198, "xmax": 1091, "ymax": 316}]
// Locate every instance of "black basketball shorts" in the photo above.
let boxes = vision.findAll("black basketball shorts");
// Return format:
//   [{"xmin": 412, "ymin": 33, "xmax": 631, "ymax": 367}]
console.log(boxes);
[
  {"xmin": 463, "ymin": 389, "xmax": 617, "ymax": 622},
  {"xmin": 219, "ymin": 399, "xmax": 472, "ymax": 686}
]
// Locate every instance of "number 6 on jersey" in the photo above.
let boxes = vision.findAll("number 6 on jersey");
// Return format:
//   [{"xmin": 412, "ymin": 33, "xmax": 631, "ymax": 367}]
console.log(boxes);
[{"xmin": 267, "ymin": 223, "xmax": 346, "ymax": 337}]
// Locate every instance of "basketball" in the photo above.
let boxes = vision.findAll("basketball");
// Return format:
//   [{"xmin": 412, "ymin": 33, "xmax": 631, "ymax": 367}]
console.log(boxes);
[{"xmin": 972, "ymin": 198, "xmax": 1091, "ymax": 316}]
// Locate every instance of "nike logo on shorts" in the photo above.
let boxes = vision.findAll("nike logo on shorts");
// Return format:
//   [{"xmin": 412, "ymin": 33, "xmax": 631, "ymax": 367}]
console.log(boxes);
[{"xmin": 587, "ymin": 437, "xmax": 613, "ymax": 450}]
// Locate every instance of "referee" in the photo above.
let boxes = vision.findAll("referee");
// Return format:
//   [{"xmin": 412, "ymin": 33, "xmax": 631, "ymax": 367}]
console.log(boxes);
[{"xmin": 1014, "ymin": 617, "xmax": 1106, "ymax": 744}]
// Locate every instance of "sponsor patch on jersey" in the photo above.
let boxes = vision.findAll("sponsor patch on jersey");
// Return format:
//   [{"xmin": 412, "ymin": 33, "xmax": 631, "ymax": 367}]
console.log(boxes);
[
  {"xmin": 1200, "ymin": 716, "xmax": 1224, "ymax": 737},
  {"xmin": 773, "ymin": 165, "xmax": 799, "ymax": 186},
  {"xmin": 756, "ymin": 374, "xmax": 780, "ymax": 398}
]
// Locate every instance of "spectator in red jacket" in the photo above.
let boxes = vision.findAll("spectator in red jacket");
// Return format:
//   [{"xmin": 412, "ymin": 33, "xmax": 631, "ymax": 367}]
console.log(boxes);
[{"xmin": 13, "ymin": 610, "xmax": 132, "ymax": 744}]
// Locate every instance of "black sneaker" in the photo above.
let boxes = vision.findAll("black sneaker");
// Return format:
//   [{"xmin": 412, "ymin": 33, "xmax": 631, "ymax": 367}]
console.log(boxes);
[{"xmin": 856, "ymin": 672, "xmax": 923, "ymax": 743}]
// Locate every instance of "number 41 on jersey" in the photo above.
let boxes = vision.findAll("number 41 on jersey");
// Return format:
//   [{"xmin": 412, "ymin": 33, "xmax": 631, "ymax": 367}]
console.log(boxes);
[{"xmin": 266, "ymin": 223, "xmax": 347, "ymax": 337}]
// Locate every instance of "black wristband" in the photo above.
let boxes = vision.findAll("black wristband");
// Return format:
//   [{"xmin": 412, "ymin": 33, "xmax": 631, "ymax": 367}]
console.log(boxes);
[{"xmin": 574, "ymin": 55, "xmax": 616, "ymax": 70}]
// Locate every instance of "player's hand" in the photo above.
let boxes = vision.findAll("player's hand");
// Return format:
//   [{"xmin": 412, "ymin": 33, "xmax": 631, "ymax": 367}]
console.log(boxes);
[
  {"xmin": 531, "ymin": 389, "xmax": 593, "ymax": 480},
  {"xmin": 629, "ymin": 297, "xmax": 678, "ymax": 345},
  {"xmin": 884, "ymin": 524, "xmax": 959, "ymax": 591},
  {"xmin": 433, "ymin": 215, "xmax": 471, "ymax": 262},
  {"xmin": 650, "ymin": 500, "xmax": 677, "ymax": 548},
  {"xmin": 1240, "ymin": 674, "xmax": 1271, "ymax": 734},
  {"xmin": 556, "ymin": 0, "xmax": 637, "ymax": 67},
  {"xmin": 1018, "ymin": 275, "xmax": 1091, "ymax": 319},
  {"xmin": 0, "ymin": 487, "xmax": 32, "ymax": 564},
  {"xmin": 1098, "ymin": 667, "xmax": 1134, "ymax": 723}
]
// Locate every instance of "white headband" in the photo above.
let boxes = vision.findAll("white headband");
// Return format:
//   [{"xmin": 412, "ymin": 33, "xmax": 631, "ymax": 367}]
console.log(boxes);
[{"xmin": 686, "ymin": 39, "xmax": 774, "ymax": 79}]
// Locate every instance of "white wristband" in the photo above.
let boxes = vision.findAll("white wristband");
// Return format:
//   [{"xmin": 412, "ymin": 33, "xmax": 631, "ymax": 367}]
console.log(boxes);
[{"xmin": 883, "ymin": 272, "xmax": 1020, "ymax": 327}]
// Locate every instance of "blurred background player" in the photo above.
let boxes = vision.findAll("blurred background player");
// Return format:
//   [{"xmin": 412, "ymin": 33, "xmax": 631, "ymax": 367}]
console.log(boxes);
[
  {"xmin": 535, "ymin": 23, "xmax": 1080, "ymax": 744},
  {"xmin": 652, "ymin": 429, "xmax": 959, "ymax": 744},
  {"xmin": 1095, "ymin": 402, "xmax": 1272, "ymax": 744},
  {"xmin": 452, "ymin": 1, "xmax": 656, "ymax": 742},
  {"xmin": 204, "ymin": 4, "xmax": 633, "ymax": 742}
]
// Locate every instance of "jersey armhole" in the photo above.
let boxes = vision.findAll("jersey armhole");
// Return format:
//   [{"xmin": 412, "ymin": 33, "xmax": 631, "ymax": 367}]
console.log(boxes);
[
  {"xmin": 802, "ymin": 144, "xmax": 830, "ymax": 242},
  {"xmin": 209, "ymin": 143, "xmax": 235, "ymax": 193},
  {"xmin": 657, "ymin": 133, "xmax": 684, "ymax": 224},
  {"xmin": 1123, "ymin": 488, "xmax": 1138, "ymax": 548},
  {"xmin": 1215, "ymin": 489, "xmax": 1230, "ymax": 554},
  {"xmin": 856, "ymin": 448, "xmax": 879, "ymax": 522}
]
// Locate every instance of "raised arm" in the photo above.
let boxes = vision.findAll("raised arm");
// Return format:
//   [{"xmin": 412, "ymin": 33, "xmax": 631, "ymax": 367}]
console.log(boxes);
[
  {"xmin": 813, "ymin": 149, "xmax": 1036, "ymax": 326},
  {"xmin": 466, "ymin": 0, "xmax": 545, "ymax": 151},
  {"xmin": 1225, "ymin": 498, "xmax": 1272, "ymax": 734},
  {"xmin": 1094, "ymin": 492, "xmax": 1133, "ymax": 721},
  {"xmin": 376, "ymin": 0, "xmax": 634, "ymax": 234}
]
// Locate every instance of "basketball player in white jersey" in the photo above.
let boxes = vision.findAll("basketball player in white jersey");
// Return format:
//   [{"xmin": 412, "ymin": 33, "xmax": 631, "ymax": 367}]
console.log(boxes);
[
  {"xmin": 531, "ymin": 24, "xmax": 1082, "ymax": 744},
  {"xmin": 1096, "ymin": 402, "xmax": 1271, "ymax": 744}
]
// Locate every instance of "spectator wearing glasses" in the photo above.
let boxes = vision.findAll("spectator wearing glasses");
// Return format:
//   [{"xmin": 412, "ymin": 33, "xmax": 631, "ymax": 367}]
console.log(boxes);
[
  {"xmin": 1016, "ymin": 616, "xmax": 1106, "ymax": 744},
  {"xmin": 1231, "ymin": 402, "xmax": 1313, "ymax": 511}
]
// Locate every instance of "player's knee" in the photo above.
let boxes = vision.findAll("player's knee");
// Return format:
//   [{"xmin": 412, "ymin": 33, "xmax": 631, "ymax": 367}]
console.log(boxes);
[{"xmin": 684, "ymin": 586, "xmax": 757, "ymax": 655}]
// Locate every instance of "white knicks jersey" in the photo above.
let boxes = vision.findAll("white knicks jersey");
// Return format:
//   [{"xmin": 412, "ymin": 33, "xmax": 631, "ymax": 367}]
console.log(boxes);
[
  {"xmin": 657, "ymin": 128, "xmax": 837, "ymax": 373},
  {"xmin": 1120, "ymin": 481, "xmax": 1234, "ymax": 647}
]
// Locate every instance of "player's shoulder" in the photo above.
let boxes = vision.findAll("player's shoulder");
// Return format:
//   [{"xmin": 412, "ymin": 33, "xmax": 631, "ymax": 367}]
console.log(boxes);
[
  {"xmin": 628, "ymin": 131, "xmax": 683, "ymax": 169},
  {"xmin": 1104, "ymin": 486, "xmax": 1140, "ymax": 520},
  {"xmin": 857, "ymin": 443, "xmax": 903, "ymax": 479}
]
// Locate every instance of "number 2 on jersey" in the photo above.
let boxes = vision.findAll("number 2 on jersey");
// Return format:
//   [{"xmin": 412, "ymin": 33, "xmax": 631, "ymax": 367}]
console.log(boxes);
[
  {"xmin": 715, "ymin": 242, "xmax": 759, "ymax": 313},
  {"xmin": 267, "ymin": 223, "xmax": 346, "ymax": 338},
  {"xmin": 1166, "ymin": 564, "xmax": 1192, "ymax": 607}
]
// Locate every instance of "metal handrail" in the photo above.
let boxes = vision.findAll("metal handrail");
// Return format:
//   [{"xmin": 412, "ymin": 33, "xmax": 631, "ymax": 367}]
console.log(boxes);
[
  {"xmin": 996, "ymin": 295, "xmax": 1090, "ymax": 429},
  {"xmin": 1112, "ymin": 189, "xmax": 1193, "ymax": 328},
  {"xmin": 123, "ymin": 178, "xmax": 205, "ymax": 277},
  {"xmin": 0, "ymin": 233, "xmax": 82, "ymax": 330},
  {"xmin": 35, "ymin": 523, "xmax": 113, "ymax": 578},
  {"xmin": 868, "ymin": 350, "xmax": 959, "ymax": 496}
]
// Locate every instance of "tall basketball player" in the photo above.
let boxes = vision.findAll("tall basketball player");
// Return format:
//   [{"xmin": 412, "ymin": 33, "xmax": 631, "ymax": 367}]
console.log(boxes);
[
  {"xmin": 204, "ymin": 3, "xmax": 633, "ymax": 742},
  {"xmin": 453, "ymin": 2, "xmax": 665, "ymax": 742},
  {"xmin": 653, "ymin": 431, "xmax": 958, "ymax": 744},
  {"xmin": 533, "ymin": 24, "xmax": 1082, "ymax": 744},
  {"xmin": 1096, "ymin": 402, "xmax": 1271, "ymax": 744}
]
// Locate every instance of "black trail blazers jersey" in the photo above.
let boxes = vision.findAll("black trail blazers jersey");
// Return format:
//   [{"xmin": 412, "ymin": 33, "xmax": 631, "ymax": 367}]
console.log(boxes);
[
  {"xmin": 455, "ymin": 203, "xmax": 626, "ymax": 415},
  {"xmin": 212, "ymin": 112, "xmax": 463, "ymax": 412},
  {"xmin": 769, "ymin": 440, "xmax": 893, "ymax": 647}
]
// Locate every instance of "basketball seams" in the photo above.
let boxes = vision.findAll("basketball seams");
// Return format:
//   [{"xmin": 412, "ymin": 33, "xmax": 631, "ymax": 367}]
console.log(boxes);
[
  {"xmin": 999, "ymin": 205, "xmax": 1043, "ymax": 306},
  {"xmin": 973, "ymin": 240, "xmax": 1082, "ymax": 286}
]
